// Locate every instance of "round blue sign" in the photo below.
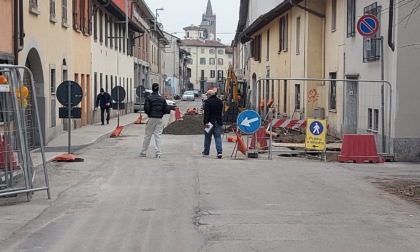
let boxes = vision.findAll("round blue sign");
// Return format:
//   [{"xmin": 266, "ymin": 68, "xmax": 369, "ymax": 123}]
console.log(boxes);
[
  {"xmin": 309, "ymin": 121, "xmax": 324, "ymax": 136},
  {"xmin": 357, "ymin": 14, "xmax": 379, "ymax": 37},
  {"xmin": 237, "ymin": 110, "xmax": 261, "ymax": 134}
]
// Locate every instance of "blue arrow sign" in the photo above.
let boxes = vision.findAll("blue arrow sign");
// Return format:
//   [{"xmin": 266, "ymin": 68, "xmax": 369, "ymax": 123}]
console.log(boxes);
[{"xmin": 237, "ymin": 110, "xmax": 261, "ymax": 134}]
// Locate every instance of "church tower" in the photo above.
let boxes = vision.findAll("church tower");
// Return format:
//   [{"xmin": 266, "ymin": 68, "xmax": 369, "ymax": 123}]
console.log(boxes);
[{"xmin": 200, "ymin": 0, "xmax": 216, "ymax": 40}]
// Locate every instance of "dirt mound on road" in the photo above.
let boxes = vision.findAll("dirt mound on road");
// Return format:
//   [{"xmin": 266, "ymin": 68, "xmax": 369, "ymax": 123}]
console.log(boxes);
[{"xmin": 163, "ymin": 115, "xmax": 204, "ymax": 135}]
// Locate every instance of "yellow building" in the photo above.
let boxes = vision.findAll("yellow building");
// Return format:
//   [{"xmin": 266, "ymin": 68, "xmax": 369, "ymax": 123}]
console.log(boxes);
[
  {"xmin": 19, "ymin": 0, "xmax": 92, "ymax": 145},
  {"xmin": 0, "ymin": 0, "xmax": 15, "ymax": 64}
]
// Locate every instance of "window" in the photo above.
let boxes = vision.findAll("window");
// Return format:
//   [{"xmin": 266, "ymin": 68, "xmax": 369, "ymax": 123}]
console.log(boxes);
[
  {"xmin": 295, "ymin": 84, "xmax": 301, "ymax": 110},
  {"xmin": 200, "ymin": 58, "xmax": 206, "ymax": 65},
  {"xmin": 110, "ymin": 18, "xmax": 113, "ymax": 47},
  {"xmin": 99, "ymin": 10, "xmax": 103, "ymax": 43},
  {"xmin": 30, "ymin": 0, "xmax": 38, "ymax": 10},
  {"xmin": 50, "ymin": 0, "xmax": 56, "ymax": 21},
  {"xmin": 209, "ymin": 58, "xmax": 215, "ymax": 65},
  {"xmin": 347, "ymin": 0, "xmax": 356, "ymax": 37},
  {"xmin": 217, "ymin": 58, "xmax": 223, "ymax": 65},
  {"xmin": 210, "ymin": 70, "xmax": 215, "ymax": 78},
  {"xmin": 329, "ymin": 72, "xmax": 337, "ymax": 110},
  {"xmin": 201, "ymin": 48, "xmax": 205, "ymax": 53},
  {"xmin": 251, "ymin": 34, "xmax": 262, "ymax": 61},
  {"xmin": 115, "ymin": 23, "xmax": 119, "ymax": 50},
  {"xmin": 279, "ymin": 14, "xmax": 288, "ymax": 52},
  {"xmin": 218, "ymin": 49, "xmax": 224, "ymax": 55},
  {"xmin": 105, "ymin": 14, "xmax": 108, "ymax": 47},
  {"xmin": 217, "ymin": 70, "xmax": 224, "ymax": 80},
  {"xmin": 100, "ymin": 73, "xmax": 103, "ymax": 90},
  {"xmin": 331, "ymin": 0, "xmax": 337, "ymax": 31},
  {"xmin": 368, "ymin": 108, "xmax": 373, "ymax": 130},
  {"xmin": 62, "ymin": 0, "xmax": 68, "ymax": 25},
  {"xmin": 266, "ymin": 29, "xmax": 270, "ymax": 60},
  {"xmin": 209, "ymin": 49, "xmax": 215, "ymax": 54},
  {"xmin": 296, "ymin": 17, "xmax": 301, "ymax": 55},
  {"xmin": 363, "ymin": 2, "xmax": 381, "ymax": 62},
  {"xmin": 374, "ymin": 109, "xmax": 379, "ymax": 131},
  {"xmin": 93, "ymin": 8, "xmax": 97, "ymax": 41},
  {"xmin": 187, "ymin": 48, "xmax": 191, "ymax": 52},
  {"xmin": 50, "ymin": 67, "xmax": 56, "ymax": 94}
]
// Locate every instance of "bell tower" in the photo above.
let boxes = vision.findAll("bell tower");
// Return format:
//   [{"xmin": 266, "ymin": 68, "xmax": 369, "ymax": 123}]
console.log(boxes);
[{"xmin": 200, "ymin": 0, "xmax": 216, "ymax": 40}]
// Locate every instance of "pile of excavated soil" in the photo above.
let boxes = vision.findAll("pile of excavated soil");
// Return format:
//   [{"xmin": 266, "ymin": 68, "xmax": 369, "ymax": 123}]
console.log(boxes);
[{"xmin": 163, "ymin": 114, "xmax": 204, "ymax": 135}]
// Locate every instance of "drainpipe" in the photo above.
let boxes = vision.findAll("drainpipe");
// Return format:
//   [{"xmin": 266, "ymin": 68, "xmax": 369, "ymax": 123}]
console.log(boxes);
[
  {"xmin": 388, "ymin": 0, "xmax": 395, "ymax": 51},
  {"xmin": 13, "ymin": 0, "xmax": 19, "ymax": 64}
]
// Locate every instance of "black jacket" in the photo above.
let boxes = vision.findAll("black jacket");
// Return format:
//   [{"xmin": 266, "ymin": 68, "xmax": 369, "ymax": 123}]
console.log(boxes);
[
  {"xmin": 96, "ymin": 92, "xmax": 112, "ymax": 109},
  {"xmin": 144, "ymin": 92, "xmax": 168, "ymax": 118},
  {"xmin": 203, "ymin": 95, "xmax": 223, "ymax": 126}
]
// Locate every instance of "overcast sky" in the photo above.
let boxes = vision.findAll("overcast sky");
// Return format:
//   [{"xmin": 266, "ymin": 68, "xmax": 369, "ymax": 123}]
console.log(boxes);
[{"xmin": 146, "ymin": 0, "xmax": 240, "ymax": 44}]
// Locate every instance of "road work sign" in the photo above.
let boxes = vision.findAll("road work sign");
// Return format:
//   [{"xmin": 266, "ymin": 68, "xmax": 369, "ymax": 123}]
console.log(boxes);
[{"xmin": 305, "ymin": 118, "xmax": 327, "ymax": 151}]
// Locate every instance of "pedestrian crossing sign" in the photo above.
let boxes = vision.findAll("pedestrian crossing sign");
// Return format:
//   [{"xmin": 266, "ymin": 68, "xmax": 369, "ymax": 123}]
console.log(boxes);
[{"xmin": 305, "ymin": 118, "xmax": 327, "ymax": 151}]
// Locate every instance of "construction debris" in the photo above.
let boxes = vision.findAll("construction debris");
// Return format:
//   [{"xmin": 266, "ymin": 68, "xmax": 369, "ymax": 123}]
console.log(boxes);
[{"xmin": 163, "ymin": 114, "xmax": 204, "ymax": 135}]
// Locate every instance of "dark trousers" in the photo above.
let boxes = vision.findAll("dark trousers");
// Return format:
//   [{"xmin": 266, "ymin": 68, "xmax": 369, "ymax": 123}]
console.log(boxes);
[{"xmin": 100, "ymin": 107, "xmax": 110, "ymax": 124}]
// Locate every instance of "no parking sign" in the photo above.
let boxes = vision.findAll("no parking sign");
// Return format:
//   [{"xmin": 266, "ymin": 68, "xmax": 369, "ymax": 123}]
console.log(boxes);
[{"xmin": 357, "ymin": 14, "xmax": 379, "ymax": 37}]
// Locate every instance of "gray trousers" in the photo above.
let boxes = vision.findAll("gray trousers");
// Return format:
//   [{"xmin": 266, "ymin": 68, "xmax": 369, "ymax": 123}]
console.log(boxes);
[{"xmin": 140, "ymin": 118, "xmax": 163, "ymax": 155}]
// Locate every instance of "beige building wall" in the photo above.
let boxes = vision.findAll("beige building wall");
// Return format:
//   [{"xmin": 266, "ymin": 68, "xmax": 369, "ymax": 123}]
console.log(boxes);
[
  {"xmin": 0, "ymin": 0, "xmax": 14, "ymax": 62},
  {"xmin": 20, "ymin": 0, "xmax": 77, "ymax": 142},
  {"xmin": 323, "ymin": 0, "xmax": 345, "ymax": 138}
]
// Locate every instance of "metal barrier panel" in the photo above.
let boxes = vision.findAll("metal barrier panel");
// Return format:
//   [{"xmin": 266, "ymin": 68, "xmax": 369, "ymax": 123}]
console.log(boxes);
[
  {"xmin": 250, "ymin": 78, "xmax": 392, "ymax": 159},
  {"xmin": 0, "ymin": 65, "xmax": 50, "ymax": 201}
]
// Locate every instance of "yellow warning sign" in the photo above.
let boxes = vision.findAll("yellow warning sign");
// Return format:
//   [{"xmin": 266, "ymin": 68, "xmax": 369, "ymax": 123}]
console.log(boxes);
[{"xmin": 305, "ymin": 118, "xmax": 327, "ymax": 151}]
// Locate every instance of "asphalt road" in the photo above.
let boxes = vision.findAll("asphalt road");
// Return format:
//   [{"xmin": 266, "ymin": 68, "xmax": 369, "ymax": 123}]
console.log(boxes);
[{"xmin": 1, "ymin": 99, "xmax": 420, "ymax": 251}]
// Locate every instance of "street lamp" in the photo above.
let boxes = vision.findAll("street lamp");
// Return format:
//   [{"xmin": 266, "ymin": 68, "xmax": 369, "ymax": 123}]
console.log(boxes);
[{"xmin": 155, "ymin": 8, "xmax": 164, "ymax": 30}]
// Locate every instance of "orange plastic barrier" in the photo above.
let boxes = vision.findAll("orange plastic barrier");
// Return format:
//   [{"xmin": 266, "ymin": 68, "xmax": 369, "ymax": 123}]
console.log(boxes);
[
  {"xmin": 134, "ymin": 114, "xmax": 143, "ymax": 124},
  {"xmin": 338, "ymin": 134, "xmax": 383, "ymax": 163},
  {"xmin": 249, "ymin": 127, "xmax": 268, "ymax": 150},
  {"xmin": 110, "ymin": 126, "xmax": 124, "ymax": 138},
  {"xmin": 175, "ymin": 107, "xmax": 181, "ymax": 120}
]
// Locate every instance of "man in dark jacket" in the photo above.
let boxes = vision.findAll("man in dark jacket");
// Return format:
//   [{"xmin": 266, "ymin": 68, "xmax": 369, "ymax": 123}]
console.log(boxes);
[
  {"xmin": 96, "ymin": 88, "xmax": 112, "ymax": 125},
  {"xmin": 139, "ymin": 83, "xmax": 169, "ymax": 158},
  {"xmin": 203, "ymin": 89, "xmax": 223, "ymax": 158}
]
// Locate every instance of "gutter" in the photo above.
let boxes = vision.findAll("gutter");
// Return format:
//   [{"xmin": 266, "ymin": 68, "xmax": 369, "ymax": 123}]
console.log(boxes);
[
  {"xmin": 388, "ymin": 0, "xmax": 395, "ymax": 51},
  {"xmin": 289, "ymin": 0, "xmax": 325, "ymax": 19}
]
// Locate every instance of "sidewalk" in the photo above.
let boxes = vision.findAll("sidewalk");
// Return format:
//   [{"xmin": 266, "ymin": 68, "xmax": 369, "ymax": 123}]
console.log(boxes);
[{"xmin": 31, "ymin": 112, "xmax": 146, "ymax": 167}]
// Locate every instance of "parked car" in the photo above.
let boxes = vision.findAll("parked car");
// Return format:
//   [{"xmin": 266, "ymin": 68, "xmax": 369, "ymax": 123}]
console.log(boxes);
[
  {"xmin": 182, "ymin": 91, "xmax": 195, "ymax": 101},
  {"xmin": 166, "ymin": 99, "xmax": 177, "ymax": 111},
  {"xmin": 134, "ymin": 89, "xmax": 176, "ymax": 112},
  {"xmin": 192, "ymin": 89, "xmax": 202, "ymax": 97}
]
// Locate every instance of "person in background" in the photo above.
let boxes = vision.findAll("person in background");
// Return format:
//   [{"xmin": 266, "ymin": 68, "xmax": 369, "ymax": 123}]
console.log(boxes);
[
  {"xmin": 96, "ymin": 88, "xmax": 112, "ymax": 125},
  {"xmin": 202, "ymin": 89, "xmax": 223, "ymax": 159},
  {"xmin": 139, "ymin": 83, "xmax": 169, "ymax": 158}
]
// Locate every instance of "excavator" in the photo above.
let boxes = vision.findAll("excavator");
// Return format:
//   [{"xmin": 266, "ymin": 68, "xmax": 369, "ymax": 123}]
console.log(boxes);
[{"xmin": 222, "ymin": 64, "xmax": 248, "ymax": 124}]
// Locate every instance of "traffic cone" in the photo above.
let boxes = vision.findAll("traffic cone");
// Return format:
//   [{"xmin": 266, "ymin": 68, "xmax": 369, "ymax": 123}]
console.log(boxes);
[
  {"xmin": 135, "ymin": 114, "xmax": 143, "ymax": 124},
  {"xmin": 110, "ymin": 126, "xmax": 124, "ymax": 137},
  {"xmin": 175, "ymin": 107, "xmax": 181, "ymax": 120}
]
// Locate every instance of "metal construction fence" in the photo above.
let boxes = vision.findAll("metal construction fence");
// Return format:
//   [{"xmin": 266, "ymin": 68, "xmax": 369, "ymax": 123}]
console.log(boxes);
[
  {"xmin": 0, "ymin": 65, "xmax": 50, "ymax": 201},
  {"xmin": 249, "ymin": 78, "xmax": 392, "ymax": 159}
]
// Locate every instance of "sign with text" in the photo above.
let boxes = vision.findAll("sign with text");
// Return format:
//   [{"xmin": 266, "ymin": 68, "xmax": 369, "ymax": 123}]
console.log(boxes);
[{"xmin": 305, "ymin": 118, "xmax": 327, "ymax": 151}]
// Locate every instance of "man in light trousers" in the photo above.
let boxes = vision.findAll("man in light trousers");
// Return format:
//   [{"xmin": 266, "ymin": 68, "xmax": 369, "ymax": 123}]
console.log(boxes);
[{"xmin": 140, "ymin": 83, "xmax": 169, "ymax": 158}]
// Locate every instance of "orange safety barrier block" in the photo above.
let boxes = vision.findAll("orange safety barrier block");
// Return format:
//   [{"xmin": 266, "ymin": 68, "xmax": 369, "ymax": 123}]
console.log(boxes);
[
  {"xmin": 236, "ymin": 132, "xmax": 247, "ymax": 155},
  {"xmin": 110, "ymin": 126, "xmax": 124, "ymax": 138},
  {"xmin": 338, "ymin": 134, "xmax": 383, "ymax": 163},
  {"xmin": 249, "ymin": 127, "xmax": 268, "ymax": 150},
  {"xmin": 52, "ymin": 153, "xmax": 84, "ymax": 162},
  {"xmin": 227, "ymin": 136, "xmax": 237, "ymax": 143}
]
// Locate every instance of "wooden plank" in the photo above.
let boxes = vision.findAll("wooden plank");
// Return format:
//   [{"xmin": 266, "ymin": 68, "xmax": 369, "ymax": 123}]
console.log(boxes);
[{"xmin": 272, "ymin": 142, "xmax": 342, "ymax": 149}]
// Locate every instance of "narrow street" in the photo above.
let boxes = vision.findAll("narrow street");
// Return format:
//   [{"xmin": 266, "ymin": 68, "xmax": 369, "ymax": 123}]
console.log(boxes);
[{"xmin": 0, "ymin": 103, "xmax": 420, "ymax": 252}]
